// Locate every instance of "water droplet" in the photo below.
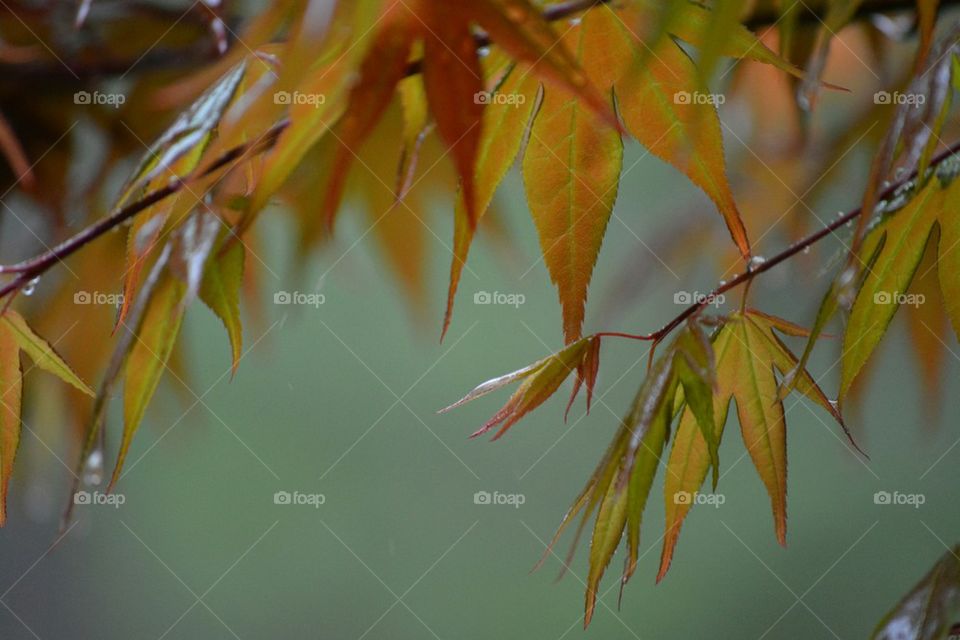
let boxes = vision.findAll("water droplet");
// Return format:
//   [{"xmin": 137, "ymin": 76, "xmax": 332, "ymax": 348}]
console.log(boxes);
[
  {"xmin": 828, "ymin": 399, "xmax": 839, "ymax": 410},
  {"xmin": 83, "ymin": 449, "xmax": 104, "ymax": 486},
  {"xmin": 569, "ymin": 17, "xmax": 582, "ymax": 26},
  {"xmin": 802, "ymin": 246, "xmax": 811, "ymax": 255},
  {"xmin": 477, "ymin": 46, "xmax": 491, "ymax": 57},
  {"xmin": 22, "ymin": 277, "xmax": 39, "ymax": 296},
  {"xmin": 894, "ymin": 167, "xmax": 905, "ymax": 180},
  {"xmin": 748, "ymin": 255, "xmax": 766, "ymax": 271},
  {"xmin": 718, "ymin": 280, "xmax": 727, "ymax": 287}
]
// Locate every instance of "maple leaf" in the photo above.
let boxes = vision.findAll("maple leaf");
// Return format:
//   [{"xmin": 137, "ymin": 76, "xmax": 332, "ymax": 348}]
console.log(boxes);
[
  {"xmin": 441, "ymin": 335, "xmax": 601, "ymax": 440},
  {"xmin": 657, "ymin": 310, "xmax": 850, "ymax": 582},
  {"xmin": 320, "ymin": 0, "xmax": 619, "ymax": 233},
  {"xmin": 0, "ymin": 311, "xmax": 93, "ymax": 524},
  {"xmin": 523, "ymin": 7, "xmax": 624, "ymax": 343}
]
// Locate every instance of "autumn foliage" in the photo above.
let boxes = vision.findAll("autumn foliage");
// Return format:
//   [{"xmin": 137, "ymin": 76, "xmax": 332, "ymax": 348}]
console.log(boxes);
[{"xmin": 2, "ymin": 0, "xmax": 960, "ymax": 636}]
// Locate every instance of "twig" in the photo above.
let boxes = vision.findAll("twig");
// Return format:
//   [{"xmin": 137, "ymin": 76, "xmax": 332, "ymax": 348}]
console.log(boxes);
[
  {"xmin": 596, "ymin": 139, "xmax": 960, "ymax": 345},
  {"xmin": 0, "ymin": 120, "xmax": 288, "ymax": 300}
]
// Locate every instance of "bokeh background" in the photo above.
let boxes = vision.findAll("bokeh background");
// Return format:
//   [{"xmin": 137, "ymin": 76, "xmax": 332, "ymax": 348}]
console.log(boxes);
[{"xmin": 0, "ymin": 130, "xmax": 957, "ymax": 640}]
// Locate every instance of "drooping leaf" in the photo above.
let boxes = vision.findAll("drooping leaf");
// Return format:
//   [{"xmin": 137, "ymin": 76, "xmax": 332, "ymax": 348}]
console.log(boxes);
[
  {"xmin": 320, "ymin": 4, "xmax": 418, "ymax": 229},
  {"xmin": 441, "ymin": 337, "xmax": 593, "ymax": 440},
  {"xmin": 1, "ymin": 311, "xmax": 94, "ymax": 396},
  {"xmin": 0, "ymin": 325, "xmax": 21, "ymax": 526},
  {"xmin": 110, "ymin": 272, "xmax": 187, "ymax": 490},
  {"xmin": 199, "ymin": 235, "xmax": 245, "ymax": 373},
  {"xmin": 442, "ymin": 64, "xmax": 539, "ymax": 340},
  {"xmin": 615, "ymin": 23, "xmax": 751, "ymax": 260},
  {"xmin": 871, "ymin": 545, "xmax": 960, "ymax": 640},
  {"xmin": 420, "ymin": 3, "xmax": 485, "ymax": 227},
  {"xmin": 523, "ymin": 8, "xmax": 623, "ymax": 343},
  {"xmin": 841, "ymin": 179, "xmax": 943, "ymax": 400},
  {"xmin": 658, "ymin": 310, "xmax": 838, "ymax": 581}
]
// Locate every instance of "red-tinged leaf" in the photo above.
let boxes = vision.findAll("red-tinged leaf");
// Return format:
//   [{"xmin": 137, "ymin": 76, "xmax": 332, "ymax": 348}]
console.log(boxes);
[
  {"xmin": 199, "ymin": 236, "xmax": 245, "ymax": 374},
  {"xmin": 523, "ymin": 11, "xmax": 623, "ymax": 343},
  {"xmin": 442, "ymin": 64, "xmax": 539, "ymax": 340},
  {"xmin": 469, "ymin": 0, "xmax": 620, "ymax": 129},
  {"xmin": 110, "ymin": 273, "xmax": 187, "ymax": 490},
  {"xmin": 566, "ymin": 335, "xmax": 601, "ymax": 419},
  {"xmin": 0, "ymin": 325, "xmax": 21, "ymax": 526},
  {"xmin": 616, "ymin": 35, "xmax": 751, "ymax": 260},
  {"xmin": 442, "ymin": 338, "xmax": 591, "ymax": 439},
  {"xmin": 321, "ymin": 5, "xmax": 417, "ymax": 229},
  {"xmin": 420, "ymin": 4, "xmax": 485, "ymax": 227},
  {"xmin": 871, "ymin": 545, "xmax": 960, "ymax": 640}
]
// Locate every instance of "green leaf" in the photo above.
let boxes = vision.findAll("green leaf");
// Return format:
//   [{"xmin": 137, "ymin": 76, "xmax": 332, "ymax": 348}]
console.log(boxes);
[
  {"xmin": 841, "ymin": 179, "xmax": 943, "ymax": 400},
  {"xmin": 1, "ymin": 311, "xmax": 93, "ymax": 396},
  {"xmin": 199, "ymin": 237, "xmax": 245, "ymax": 374},
  {"xmin": 110, "ymin": 273, "xmax": 187, "ymax": 490}
]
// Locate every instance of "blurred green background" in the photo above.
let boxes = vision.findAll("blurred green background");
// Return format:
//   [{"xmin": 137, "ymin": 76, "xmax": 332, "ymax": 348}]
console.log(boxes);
[{"xmin": 0, "ymin": 141, "xmax": 957, "ymax": 640}]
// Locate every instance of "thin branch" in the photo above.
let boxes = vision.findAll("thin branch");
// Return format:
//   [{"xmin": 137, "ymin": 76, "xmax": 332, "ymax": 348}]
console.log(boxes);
[
  {"xmin": 598, "ymin": 139, "xmax": 960, "ymax": 345},
  {"xmin": 0, "ymin": 120, "xmax": 288, "ymax": 299}
]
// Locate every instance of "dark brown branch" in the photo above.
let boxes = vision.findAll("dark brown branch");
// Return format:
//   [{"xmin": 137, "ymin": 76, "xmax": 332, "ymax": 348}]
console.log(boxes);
[
  {"xmin": 0, "ymin": 120, "xmax": 288, "ymax": 299},
  {"xmin": 597, "ymin": 139, "xmax": 960, "ymax": 345}
]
